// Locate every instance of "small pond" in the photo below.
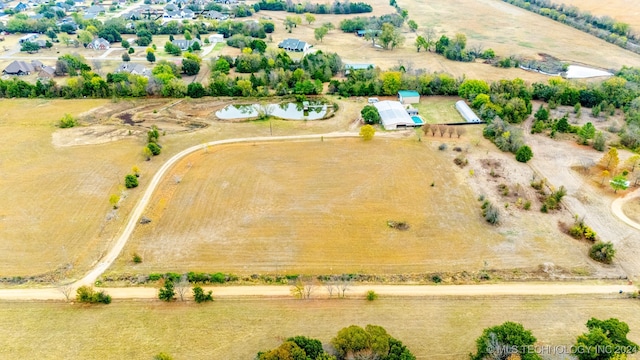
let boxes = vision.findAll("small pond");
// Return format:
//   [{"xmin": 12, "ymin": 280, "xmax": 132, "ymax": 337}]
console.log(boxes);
[{"xmin": 216, "ymin": 101, "xmax": 328, "ymax": 120}]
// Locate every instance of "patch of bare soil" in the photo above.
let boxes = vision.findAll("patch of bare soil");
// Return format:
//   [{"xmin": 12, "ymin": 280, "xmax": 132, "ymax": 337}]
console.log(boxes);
[{"xmin": 51, "ymin": 125, "xmax": 143, "ymax": 147}]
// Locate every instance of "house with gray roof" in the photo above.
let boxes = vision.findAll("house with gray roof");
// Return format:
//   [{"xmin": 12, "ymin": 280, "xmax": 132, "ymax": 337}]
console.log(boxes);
[
  {"xmin": 278, "ymin": 38, "xmax": 310, "ymax": 52},
  {"xmin": 87, "ymin": 37, "xmax": 110, "ymax": 50},
  {"xmin": 115, "ymin": 62, "xmax": 151, "ymax": 77},
  {"xmin": 172, "ymin": 38, "xmax": 202, "ymax": 51},
  {"xmin": 3, "ymin": 61, "xmax": 35, "ymax": 75}
]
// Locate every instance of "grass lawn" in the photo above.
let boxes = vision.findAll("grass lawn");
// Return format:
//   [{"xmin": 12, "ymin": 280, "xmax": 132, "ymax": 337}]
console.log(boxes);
[
  {"xmin": 107, "ymin": 136, "xmax": 592, "ymax": 277},
  {"xmin": 412, "ymin": 96, "xmax": 465, "ymax": 124},
  {"xmin": 0, "ymin": 296, "xmax": 638, "ymax": 359}
]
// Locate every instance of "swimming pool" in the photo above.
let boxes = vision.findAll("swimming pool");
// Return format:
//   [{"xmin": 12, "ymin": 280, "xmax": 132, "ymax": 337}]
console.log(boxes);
[{"xmin": 411, "ymin": 116, "xmax": 424, "ymax": 125}]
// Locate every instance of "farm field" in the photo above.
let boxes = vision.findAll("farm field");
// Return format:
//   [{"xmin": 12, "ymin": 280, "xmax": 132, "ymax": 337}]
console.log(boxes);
[
  {"xmin": 0, "ymin": 296, "xmax": 638, "ymax": 359},
  {"xmin": 108, "ymin": 137, "xmax": 594, "ymax": 277},
  {"xmin": 251, "ymin": 0, "xmax": 640, "ymax": 78},
  {"xmin": 557, "ymin": 0, "xmax": 640, "ymax": 32}
]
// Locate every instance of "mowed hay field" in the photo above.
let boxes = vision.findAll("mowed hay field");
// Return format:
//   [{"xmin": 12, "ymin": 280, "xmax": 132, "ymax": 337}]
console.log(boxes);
[
  {"xmin": 0, "ymin": 100, "xmax": 152, "ymax": 278},
  {"xmin": 1, "ymin": 296, "xmax": 639, "ymax": 359},
  {"xmin": 111, "ymin": 138, "xmax": 592, "ymax": 276},
  {"xmin": 557, "ymin": 0, "xmax": 640, "ymax": 32},
  {"xmin": 249, "ymin": 0, "xmax": 640, "ymax": 79}
]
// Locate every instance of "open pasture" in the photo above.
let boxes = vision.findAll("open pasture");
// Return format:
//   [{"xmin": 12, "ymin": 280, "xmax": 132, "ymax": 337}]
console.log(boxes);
[
  {"xmin": 0, "ymin": 296, "xmax": 638, "ymax": 359},
  {"xmin": 110, "ymin": 137, "xmax": 593, "ymax": 276},
  {"xmin": 557, "ymin": 0, "xmax": 640, "ymax": 33},
  {"xmin": 251, "ymin": 0, "xmax": 640, "ymax": 79}
]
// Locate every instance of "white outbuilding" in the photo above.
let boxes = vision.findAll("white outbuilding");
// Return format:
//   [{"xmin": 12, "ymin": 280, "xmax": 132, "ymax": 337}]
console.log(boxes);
[
  {"xmin": 373, "ymin": 100, "xmax": 424, "ymax": 130},
  {"xmin": 455, "ymin": 100, "xmax": 481, "ymax": 122}
]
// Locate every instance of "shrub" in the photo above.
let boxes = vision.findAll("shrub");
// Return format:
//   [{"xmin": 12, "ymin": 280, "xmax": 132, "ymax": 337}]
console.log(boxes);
[
  {"xmin": 158, "ymin": 280, "xmax": 176, "ymax": 301},
  {"xmin": 148, "ymin": 273, "xmax": 162, "ymax": 281},
  {"xmin": 59, "ymin": 113, "xmax": 78, "ymax": 128},
  {"xmin": 366, "ymin": 290, "xmax": 378, "ymax": 301},
  {"xmin": 481, "ymin": 201, "xmax": 499, "ymax": 225},
  {"xmin": 153, "ymin": 353, "xmax": 173, "ymax": 360},
  {"xmin": 589, "ymin": 241, "xmax": 615, "ymax": 264},
  {"xmin": 147, "ymin": 142, "xmax": 161, "ymax": 156},
  {"xmin": 431, "ymin": 274, "xmax": 442, "ymax": 283},
  {"xmin": 210, "ymin": 272, "xmax": 226, "ymax": 284},
  {"xmin": 125, "ymin": 174, "xmax": 138, "ymax": 188},
  {"xmin": 523, "ymin": 200, "xmax": 531, "ymax": 210},
  {"xmin": 193, "ymin": 286, "xmax": 214, "ymax": 303},
  {"xmin": 76, "ymin": 286, "xmax": 112, "ymax": 304},
  {"xmin": 109, "ymin": 194, "xmax": 120, "ymax": 209},
  {"xmin": 515, "ymin": 145, "xmax": 533, "ymax": 163},
  {"xmin": 438, "ymin": 143, "xmax": 447, "ymax": 151},
  {"xmin": 132, "ymin": 253, "xmax": 142, "ymax": 263}
]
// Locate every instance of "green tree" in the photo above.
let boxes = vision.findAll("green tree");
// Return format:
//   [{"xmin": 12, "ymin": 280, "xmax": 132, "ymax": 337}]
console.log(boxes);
[
  {"xmin": 381, "ymin": 71, "xmax": 402, "ymax": 95},
  {"xmin": 184, "ymin": 29, "xmax": 192, "ymax": 40},
  {"xmin": 191, "ymin": 41, "xmax": 201, "ymax": 51},
  {"xmin": 181, "ymin": 58, "xmax": 200, "ymax": 75},
  {"xmin": 122, "ymin": 52, "xmax": 130, "ymax": 62},
  {"xmin": 287, "ymin": 336, "xmax": 324, "ymax": 359},
  {"xmin": 158, "ymin": 279, "xmax": 176, "ymax": 301},
  {"xmin": 589, "ymin": 242, "xmax": 616, "ymax": 264},
  {"xmin": 360, "ymin": 124, "xmax": 376, "ymax": 140},
  {"xmin": 379, "ymin": 23, "xmax": 404, "ymax": 50},
  {"xmin": 625, "ymin": 154, "xmax": 640, "ymax": 172},
  {"xmin": 75, "ymin": 286, "xmax": 112, "ymax": 304},
  {"xmin": 593, "ymin": 131, "xmax": 606, "ymax": 151},
  {"xmin": 192, "ymin": 286, "xmax": 213, "ymax": 303},
  {"xmin": 164, "ymin": 41, "xmax": 182, "ymax": 56},
  {"xmin": 213, "ymin": 58, "xmax": 230, "ymax": 74},
  {"xmin": 121, "ymin": 39, "xmax": 130, "ymax": 48},
  {"xmin": 258, "ymin": 341, "xmax": 307, "ymax": 360},
  {"xmin": 415, "ymin": 35, "xmax": 428, "ymax": 52},
  {"xmin": 534, "ymin": 104, "xmax": 549, "ymax": 121},
  {"xmin": 407, "ymin": 19, "xmax": 418, "ymax": 32},
  {"xmin": 314, "ymin": 26, "xmax": 328, "ymax": 42},
  {"xmin": 578, "ymin": 122, "xmax": 596, "ymax": 145},
  {"xmin": 610, "ymin": 175, "xmax": 629, "ymax": 193},
  {"xmin": 124, "ymin": 174, "xmax": 138, "ymax": 188},
  {"xmin": 109, "ymin": 194, "xmax": 120, "ymax": 209},
  {"xmin": 470, "ymin": 322, "xmax": 541, "ymax": 360},
  {"xmin": 304, "ymin": 13, "xmax": 315, "ymax": 25},
  {"xmin": 20, "ymin": 41, "xmax": 40, "ymax": 53},
  {"xmin": 360, "ymin": 105, "xmax": 381, "ymax": 124},
  {"xmin": 515, "ymin": 145, "xmax": 533, "ymax": 163},
  {"xmin": 128, "ymin": 47, "xmax": 135, "ymax": 54},
  {"xmin": 153, "ymin": 353, "xmax": 173, "ymax": 360},
  {"xmin": 284, "ymin": 15, "xmax": 301, "ymax": 33},
  {"xmin": 147, "ymin": 142, "xmax": 161, "ymax": 155},
  {"xmin": 332, "ymin": 325, "xmax": 372, "ymax": 359},
  {"xmin": 146, "ymin": 51, "xmax": 156, "ymax": 63},
  {"xmin": 458, "ymin": 79, "xmax": 490, "ymax": 101},
  {"xmin": 574, "ymin": 318, "xmax": 638, "ymax": 360}
]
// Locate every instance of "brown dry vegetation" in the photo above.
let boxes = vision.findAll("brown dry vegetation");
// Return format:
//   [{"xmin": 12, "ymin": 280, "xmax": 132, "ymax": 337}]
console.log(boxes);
[
  {"xmin": 622, "ymin": 198, "xmax": 640, "ymax": 224},
  {"xmin": 108, "ymin": 137, "xmax": 594, "ymax": 277},
  {"xmin": 0, "ymin": 296, "xmax": 639, "ymax": 359}
]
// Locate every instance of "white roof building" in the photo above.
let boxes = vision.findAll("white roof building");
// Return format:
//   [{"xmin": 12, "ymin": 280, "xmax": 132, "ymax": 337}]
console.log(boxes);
[
  {"xmin": 455, "ymin": 100, "xmax": 481, "ymax": 122},
  {"xmin": 373, "ymin": 100, "xmax": 423, "ymax": 130}
]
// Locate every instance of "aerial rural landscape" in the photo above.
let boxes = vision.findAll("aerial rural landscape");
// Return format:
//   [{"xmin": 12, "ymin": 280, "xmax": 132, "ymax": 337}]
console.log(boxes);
[{"xmin": 1, "ymin": 0, "xmax": 640, "ymax": 358}]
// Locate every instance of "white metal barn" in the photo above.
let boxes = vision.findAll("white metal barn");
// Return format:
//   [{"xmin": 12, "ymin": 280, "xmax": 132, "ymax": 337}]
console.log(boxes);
[
  {"xmin": 374, "ymin": 101, "xmax": 422, "ymax": 130},
  {"xmin": 455, "ymin": 100, "xmax": 481, "ymax": 122}
]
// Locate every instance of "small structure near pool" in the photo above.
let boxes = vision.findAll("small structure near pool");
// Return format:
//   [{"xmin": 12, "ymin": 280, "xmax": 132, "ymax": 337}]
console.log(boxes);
[
  {"xmin": 455, "ymin": 100, "xmax": 481, "ymax": 123},
  {"xmin": 398, "ymin": 90, "xmax": 420, "ymax": 104},
  {"xmin": 374, "ymin": 100, "xmax": 424, "ymax": 130}
]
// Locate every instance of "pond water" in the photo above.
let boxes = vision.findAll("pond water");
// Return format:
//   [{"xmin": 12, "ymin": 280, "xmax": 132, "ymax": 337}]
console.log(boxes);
[
  {"xmin": 216, "ymin": 102, "xmax": 328, "ymax": 120},
  {"xmin": 565, "ymin": 65, "xmax": 613, "ymax": 79}
]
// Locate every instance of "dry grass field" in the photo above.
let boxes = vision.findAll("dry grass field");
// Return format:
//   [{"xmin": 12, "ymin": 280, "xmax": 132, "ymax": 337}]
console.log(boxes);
[
  {"xmin": 248, "ymin": 0, "xmax": 640, "ymax": 78},
  {"xmin": 0, "ymin": 296, "xmax": 638, "ymax": 359},
  {"xmin": 0, "ymin": 99, "xmax": 152, "ymax": 278},
  {"xmin": 558, "ymin": 0, "xmax": 640, "ymax": 32},
  {"xmin": 108, "ymin": 137, "xmax": 593, "ymax": 276}
]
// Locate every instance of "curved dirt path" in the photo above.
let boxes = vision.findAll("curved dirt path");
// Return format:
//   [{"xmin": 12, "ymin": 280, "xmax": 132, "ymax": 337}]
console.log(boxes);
[
  {"xmin": 74, "ymin": 132, "xmax": 362, "ymax": 288},
  {"xmin": 611, "ymin": 188, "xmax": 640, "ymax": 231}
]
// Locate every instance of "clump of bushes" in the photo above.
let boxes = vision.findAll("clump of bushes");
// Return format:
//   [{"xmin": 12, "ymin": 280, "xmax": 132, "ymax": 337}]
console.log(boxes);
[
  {"xmin": 481, "ymin": 200, "xmax": 500, "ymax": 225},
  {"xmin": 59, "ymin": 113, "xmax": 78, "ymax": 128},
  {"xmin": 366, "ymin": 290, "xmax": 378, "ymax": 301},
  {"xmin": 568, "ymin": 218, "xmax": 597, "ymax": 241},
  {"xmin": 589, "ymin": 241, "xmax": 616, "ymax": 264},
  {"xmin": 454, "ymin": 155, "xmax": 468, "ymax": 167},
  {"xmin": 192, "ymin": 286, "xmax": 214, "ymax": 303},
  {"xmin": 76, "ymin": 285, "xmax": 112, "ymax": 304},
  {"xmin": 540, "ymin": 186, "xmax": 566, "ymax": 213}
]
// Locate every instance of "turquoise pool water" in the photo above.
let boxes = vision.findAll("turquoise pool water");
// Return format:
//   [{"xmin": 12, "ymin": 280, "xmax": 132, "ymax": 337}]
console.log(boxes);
[{"xmin": 411, "ymin": 116, "xmax": 424, "ymax": 124}]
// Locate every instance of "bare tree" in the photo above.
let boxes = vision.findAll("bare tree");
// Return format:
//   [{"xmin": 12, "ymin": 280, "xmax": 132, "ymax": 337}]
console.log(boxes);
[
  {"xmin": 421, "ymin": 123, "xmax": 431, "ymax": 135},
  {"xmin": 303, "ymin": 279, "xmax": 315, "ymax": 299},
  {"xmin": 448, "ymin": 126, "xmax": 455, "ymax": 138},
  {"xmin": 456, "ymin": 127, "xmax": 467, "ymax": 138},
  {"xmin": 430, "ymin": 125, "xmax": 437, "ymax": 136},
  {"xmin": 324, "ymin": 277, "xmax": 336, "ymax": 298},
  {"xmin": 57, "ymin": 282, "xmax": 74, "ymax": 301},
  {"xmin": 173, "ymin": 174, "xmax": 183, "ymax": 184},
  {"xmin": 290, "ymin": 279, "xmax": 305, "ymax": 299},
  {"xmin": 337, "ymin": 277, "xmax": 351, "ymax": 298},
  {"xmin": 438, "ymin": 124, "xmax": 447, "ymax": 137},
  {"xmin": 424, "ymin": 27, "xmax": 436, "ymax": 51},
  {"xmin": 175, "ymin": 274, "xmax": 190, "ymax": 301}
]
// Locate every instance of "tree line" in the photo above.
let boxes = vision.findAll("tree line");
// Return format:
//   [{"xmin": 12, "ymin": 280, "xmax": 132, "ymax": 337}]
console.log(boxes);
[{"xmin": 257, "ymin": 0, "xmax": 373, "ymax": 14}]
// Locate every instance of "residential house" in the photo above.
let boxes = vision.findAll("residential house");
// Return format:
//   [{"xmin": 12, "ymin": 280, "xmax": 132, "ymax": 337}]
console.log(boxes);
[
  {"xmin": 208, "ymin": 34, "xmax": 224, "ymax": 43},
  {"xmin": 215, "ymin": 0, "xmax": 237, "ymax": 4},
  {"xmin": 34, "ymin": 39, "xmax": 49, "ymax": 48},
  {"xmin": 14, "ymin": 2, "xmax": 28, "ymax": 12},
  {"xmin": 115, "ymin": 62, "xmax": 151, "ymax": 77},
  {"xmin": 87, "ymin": 37, "xmax": 110, "ymax": 50},
  {"xmin": 85, "ymin": 4, "xmax": 105, "ymax": 14},
  {"xmin": 397, "ymin": 90, "xmax": 420, "ymax": 104},
  {"xmin": 38, "ymin": 66, "xmax": 56, "ymax": 79},
  {"xmin": 278, "ymin": 38, "xmax": 310, "ymax": 52},
  {"xmin": 18, "ymin": 34, "xmax": 38, "ymax": 44},
  {"xmin": 3, "ymin": 60, "xmax": 35, "ymax": 75},
  {"xmin": 203, "ymin": 10, "xmax": 227, "ymax": 20},
  {"xmin": 172, "ymin": 38, "xmax": 202, "ymax": 51},
  {"xmin": 181, "ymin": 8, "xmax": 194, "ymax": 19}
]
